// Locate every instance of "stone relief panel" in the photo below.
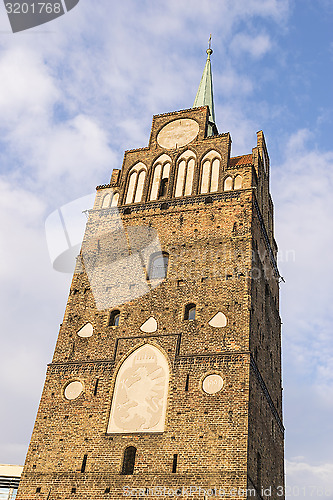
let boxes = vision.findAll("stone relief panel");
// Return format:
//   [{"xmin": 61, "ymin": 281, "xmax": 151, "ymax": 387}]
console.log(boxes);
[{"xmin": 107, "ymin": 344, "xmax": 169, "ymax": 433}]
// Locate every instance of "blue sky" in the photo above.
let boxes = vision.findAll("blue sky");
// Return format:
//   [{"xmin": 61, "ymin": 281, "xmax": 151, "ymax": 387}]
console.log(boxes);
[{"xmin": 0, "ymin": 0, "xmax": 332, "ymax": 497}]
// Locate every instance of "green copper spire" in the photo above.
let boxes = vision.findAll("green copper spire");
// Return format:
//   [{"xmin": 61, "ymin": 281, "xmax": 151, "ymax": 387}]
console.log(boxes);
[{"xmin": 193, "ymin": 37, "xmax": 217, "ymax": 136}]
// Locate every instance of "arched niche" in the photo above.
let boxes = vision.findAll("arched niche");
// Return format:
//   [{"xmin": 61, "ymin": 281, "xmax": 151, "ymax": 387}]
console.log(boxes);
[
  {"xmin": 125, "ymin": 163, "xmax": 147, "ymax": 204},
  {"xmin": 102, "ymin": 193, "xmax": 111, "ymax": 208},
  {"xmin": 150, "ymin": 154, "xmax": 172, "ymax": 201},
  {"xmin": 224, "ymin": 176, "xmax": 233, "ymax": 191},
  {"xmin": 175, "ymin": 150, "xmax": 196, "ymax": 198},
  {"xmin": 200, "ymin": 151, "xmax": 221, "ymax": 194},
  {"xmin": 107, "ymin": 344, "xmax": 169, "ymax": 433},
  {"xmin": 234, "ymin": 175, "xmax": 243, "ymax": 190}
]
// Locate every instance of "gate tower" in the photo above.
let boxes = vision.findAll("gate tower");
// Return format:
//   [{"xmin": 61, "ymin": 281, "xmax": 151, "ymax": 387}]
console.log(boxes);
[{"xmin": 17, "ymin": 46, "xmax": 285, "ymax": 500}]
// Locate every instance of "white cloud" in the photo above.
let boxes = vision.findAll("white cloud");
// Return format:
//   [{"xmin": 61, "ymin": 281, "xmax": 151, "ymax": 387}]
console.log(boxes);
[
  {"xmin": 286, "ymin": 459, "xmax": 333, "ymax": 499},
  {"xmin": 231, "ymin": 33, "xmax": 272, "ymax": 59},
  {"xmin": 0, "ymin": 46, "xmax": 58, "ymax": 125}
]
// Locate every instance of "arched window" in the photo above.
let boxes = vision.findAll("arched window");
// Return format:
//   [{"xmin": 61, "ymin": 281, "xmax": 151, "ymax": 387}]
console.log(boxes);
[
  {"xmin": 111, "ymin": 192, "xmax": 119, "ymax": 207},
  {"xmin": 149, "ymin": 253, "xmax": 169, "ymax": 280},
  {"xmin": 109, "ymin": 310, "xmax": 120, "ymax": 326},
  {"xmin": 126, "ymin": 171, "xmax": 137, "ymax": 204},
  {"xmin": 234, "ymin": 175, "xmax": 243, "ymax": 190},
  {"xmin": 134, "ymin": 170, "xmax": 146, "ymax": 203},
  {"xmin": 107, "ymin": 344, "xmax": 170, "ymax": 433},
  {"xmin": 224, "ymin": 176, "xmax": 233, "ymax": 191},
  {"xmin": 122, "ymin": 446, "xmax": 136, "ymax": 475},
  {"xmin": 150, "ymin": 155, "xmax": 171, "ymax": 201},
  {"xmin": 175, "ymin": 151, "xmax": 196, "ymax": 197},
  {"xmin": 125, "ymin": 163, "xmax": 147, "ymax": 204},
  {"xmin": 102, "ymin": 193, "xmax": 111, "ymax": 208},
  {"xmin": 200, "ymin": 151, "xmax": 221, "ymax": 194},
  {"xmin": 184, "ymin": 303, "xmax": 196, "ymax": 320}
]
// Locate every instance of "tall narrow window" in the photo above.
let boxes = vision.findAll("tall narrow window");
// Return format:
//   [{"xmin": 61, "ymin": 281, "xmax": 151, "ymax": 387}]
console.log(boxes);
[
  {"xmin": 184, "ymin": 303, "xmax": 196, "ymax": 320},
  {"xmin": 151, "ymin": 164, "xmax": 162, "ymax": 200},
  {"xmin": 184, "ymin": 158, "xmax": 195, "ymax": 196},
  {"xmin": 81, "ymin": 454, "xmax": 88, "ymax": 473},
  {"xmin": 94, "ymin": 379, "xmax": 99, "ymax": 396},
  {"xmin": 109, "ymin": 310, "xmax": 120, "ymax": 326},
  {"xmin": 122, "ymin": 446, "xmax": 136, "ymax": 475},
  {"xmin": 211, "ymin": 158, "xmax": 220, "ymax": 192},
  {"xmin": 125, "ymin": 171, "xmax": 137, "ymax": 204},
  {"xmin": 172, "ymin": 454, "xmax": 178, "ymax": 473},
  {"xmin": 201, "ymin": 160, "xmax": 210, "ymax": 193},
  {"xmin": 134, "ymin": 170, "xmax": 146, "ymax": 203},
  {"xmin": 159, "ymin": 177, "xmax": 169, "ymax": 198},
  {"xmin": 185, "ymin": 374, "xmax": 189, "ymax": 392},
  {"xmin": 175, "ymin": 160, "xmax": 186, "ymax": 197},
  {"xmin": 149, "ymin": 253, "xmax": 169, "ymax": 280}
]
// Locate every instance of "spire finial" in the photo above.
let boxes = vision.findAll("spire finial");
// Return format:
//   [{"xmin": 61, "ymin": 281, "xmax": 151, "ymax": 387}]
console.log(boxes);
[
  {"xmin": 193, "ymin": 38, "xmax": 217, "ymax": 136},
  {"xmin": 207, "ymin": 34, "xmax": 213, "ymax": 57}
]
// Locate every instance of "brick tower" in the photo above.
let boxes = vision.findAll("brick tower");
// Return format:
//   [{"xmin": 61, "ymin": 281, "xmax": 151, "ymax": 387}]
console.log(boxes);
[{"xmin": 17, "ymin": 47, "xmax": 285, "ymax": 500}]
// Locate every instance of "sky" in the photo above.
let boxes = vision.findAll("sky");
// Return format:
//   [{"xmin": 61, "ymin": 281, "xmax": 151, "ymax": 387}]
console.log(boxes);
[{"xmin": 0, "ymin": 0, "xmax": 332, "ymax": 497}]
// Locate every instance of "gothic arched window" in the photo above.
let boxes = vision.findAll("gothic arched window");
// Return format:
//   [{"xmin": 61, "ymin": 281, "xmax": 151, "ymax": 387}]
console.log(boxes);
[
  {"xmin": 102, "ymin": 193, "xmax": 111, "ymax": 208},
  {"xmin": 121, "ymin": 446, "xmax": 136, "ymax": 475},
  {"xmin": 234, "ymin": 175, "xmax": 243, "ymax": 190},
  {"xmin": 224, "ymin": 176, "xmax": 233, "ymax": 191},
  {"xmin": 107, "ymin": 344, "xmax": 170, "ymax": 433},
  {"xmin": 149, "ymin": 252, "xmax": 169, "ymax": 280},
  {"xmin": 175, "ymin": 151, "xmax": 196, "ymax": 197},
  {"xmin": 109, "ymin": 310, "xmax": 120, "ymax": 326},
  {"xmin": 200, "ymin": 151, "xmax": 221, "ymax": 194},
  {"xmin": 125, "ymin": 163, "xmax": 147, "ymax": 204},
  {"xmin": 150, "ymin": 154, "xmax": 171, "ymax": 201},
  {"xmin": 111, "ymin": 192, "xmax": 119, "ymax": 207}
]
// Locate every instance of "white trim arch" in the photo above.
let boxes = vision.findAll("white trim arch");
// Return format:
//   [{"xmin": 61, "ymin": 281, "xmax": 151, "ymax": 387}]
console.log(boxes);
[
  {"xmin": 125, "ymin": 163, "xmax": 147, "ymax": 204},
  {"xmin": 150, "ymin": 154, "xmax": 171, "ymax": 201},
  {"xmin": 175, "ymin": 150, "xmax": 196, "ymax": 198},
  {"xmin": 200, "ymin": 150, "xmax": 221, "ymax": 194},
  {"xmin": 101, "ymin": 191, "xmax": 120, "ymax": 208},
  {"xmin": 224, "ymin": 176, "xmax": 233, "ymax": 192}
]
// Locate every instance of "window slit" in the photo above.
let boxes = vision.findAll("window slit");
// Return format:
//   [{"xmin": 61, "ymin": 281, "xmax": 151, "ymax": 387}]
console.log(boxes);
[
  {"xmin": 172, "ymin": 454, "xmax": 178, "ymax": 473},
  {"xmin": 81, "ymin": 454, "xmax": 88, "ymax": 473}
]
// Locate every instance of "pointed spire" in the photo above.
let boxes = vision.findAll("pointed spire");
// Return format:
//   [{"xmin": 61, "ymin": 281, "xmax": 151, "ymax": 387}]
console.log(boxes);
[{"xmin": 193, "ymin": 35, "xmax": 217, "ymax": 136}]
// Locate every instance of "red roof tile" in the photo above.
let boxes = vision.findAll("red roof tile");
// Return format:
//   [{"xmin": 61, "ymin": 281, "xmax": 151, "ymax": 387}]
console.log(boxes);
[{"xmin": 229, "ymin": 154, "xmax": 252, "ymax": 168}]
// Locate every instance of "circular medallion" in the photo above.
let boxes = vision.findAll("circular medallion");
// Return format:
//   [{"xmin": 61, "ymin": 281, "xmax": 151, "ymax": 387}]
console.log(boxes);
[
  {"xmin": 64, "ymin": 381, "xmax": 83, "ymax": 400},
  {"xmin": 157, "ymin": 119, "xmax": 199, "ymax": 149},
  {"xmin": 202, "ymin": 374, "xmax": 223, "ymax": 394}
]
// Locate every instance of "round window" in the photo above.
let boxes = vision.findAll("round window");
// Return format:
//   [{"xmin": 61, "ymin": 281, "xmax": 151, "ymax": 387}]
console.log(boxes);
[
  {"xmin": 202, "ymin": 374, "xmax": 223, "ymax": 394},
  {"xmin": 64, "ymin": 381, "xmax": 83, "ymax": 400}
]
